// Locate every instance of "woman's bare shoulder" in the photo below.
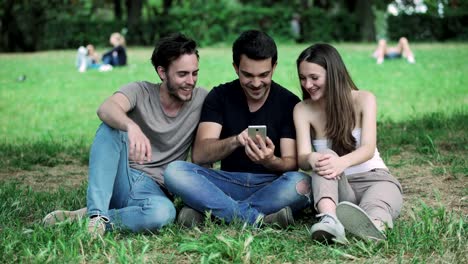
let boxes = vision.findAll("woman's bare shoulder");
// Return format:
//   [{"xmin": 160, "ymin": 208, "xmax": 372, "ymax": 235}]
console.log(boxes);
[{"xmin": 353, "ymin": 90, "xmax": 376, "ymax": 105}]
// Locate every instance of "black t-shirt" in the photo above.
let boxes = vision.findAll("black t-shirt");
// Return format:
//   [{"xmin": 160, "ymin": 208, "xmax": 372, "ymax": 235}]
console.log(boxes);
[
  {"xmin": 200, "ymin": 79, "xmax": 300, "ymax": 174},
  {"xmin": 102, "ymin": 45, "xmax": 127, "ymax": 66}
]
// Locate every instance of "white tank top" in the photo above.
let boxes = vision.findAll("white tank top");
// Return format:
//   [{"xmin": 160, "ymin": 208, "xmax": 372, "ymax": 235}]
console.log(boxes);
[{"xmin": 312, "ymin": 128, "xmax": 388, "ymax": 176}]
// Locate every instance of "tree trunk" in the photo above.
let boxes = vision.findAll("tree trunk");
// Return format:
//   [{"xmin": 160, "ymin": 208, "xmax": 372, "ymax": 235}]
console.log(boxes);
[
  {"xmin": 114, "ymin": 0, "xmax": 122, "ymax": 21},
  {"xmin": 126, "ymin": 0, "xmax": 144, "ymax": 44},
  {"xmin": 356, "ymin": 0, "xmax": 375, "ymax": 42},
  {"xmin": 163, "ymin": 0, "xmax": 173, "ymax": 15}
]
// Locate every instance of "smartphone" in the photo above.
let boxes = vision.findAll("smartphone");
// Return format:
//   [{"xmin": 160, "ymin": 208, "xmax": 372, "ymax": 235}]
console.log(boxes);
[{"xmin": 248, "ymin": 125, "xmax": 267, "ymax": 141}]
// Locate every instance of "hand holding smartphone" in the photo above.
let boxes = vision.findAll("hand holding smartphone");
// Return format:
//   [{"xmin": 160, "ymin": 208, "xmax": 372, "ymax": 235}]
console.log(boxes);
[{"xmin": 248, "ymin": 125, "xmax": 267, "ymax": 142}]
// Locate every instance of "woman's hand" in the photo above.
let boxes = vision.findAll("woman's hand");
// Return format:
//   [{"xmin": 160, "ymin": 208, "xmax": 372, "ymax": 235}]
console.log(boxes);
[{"xmin": 314, "ymin": 154, "xmax": 347, "ymax": 179}]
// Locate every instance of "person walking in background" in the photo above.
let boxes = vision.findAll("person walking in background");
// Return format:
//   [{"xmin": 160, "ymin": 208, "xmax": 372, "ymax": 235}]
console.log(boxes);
[
  {"xmin": 373, "ymin": 37, "xmax": 416, "ymax": 64},
  {"xmin": 294, "ymin": 43, "xmax": 403, "ymax": 243},
  {"xmin": 290, "ymin": 13, "xmax": 304, "ymax": 43},
  {"xmin": 163, "ymin": 30, "xmax": 311, "ymax": 229},
  {"xmin": 44, "ymin": 33, "xmax": 208, "ymax": 237}
]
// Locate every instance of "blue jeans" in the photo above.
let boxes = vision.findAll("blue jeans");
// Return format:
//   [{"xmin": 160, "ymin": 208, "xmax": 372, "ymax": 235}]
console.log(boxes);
[
  {"xmin": 102, "ymin": 53, "xmax": 119, "ymax": 66},
  {"xmin": 86, "ymin": 123, "xmax": 176, "ymax": 233},
  {"xmin": 164, "ymin": 161, "xmax": 311, "ymax": 224}
]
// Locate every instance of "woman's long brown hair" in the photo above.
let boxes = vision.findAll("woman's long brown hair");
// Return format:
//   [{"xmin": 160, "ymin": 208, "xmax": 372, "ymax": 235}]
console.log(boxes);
[{"xmin": 296, "ymin": 43, "xmax": 358, "ymax": 156}]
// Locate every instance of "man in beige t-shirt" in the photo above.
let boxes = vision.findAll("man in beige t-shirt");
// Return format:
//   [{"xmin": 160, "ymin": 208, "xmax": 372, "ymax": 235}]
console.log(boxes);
[{"xmin": 43, "ymin": 33, "xmax": 207, "ymax": 236}]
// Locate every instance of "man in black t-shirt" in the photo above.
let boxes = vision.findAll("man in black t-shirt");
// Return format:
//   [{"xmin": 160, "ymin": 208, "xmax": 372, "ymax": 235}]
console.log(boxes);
[{"xmin": 164, "ymin": 30, "xmax": 311, "ymax": 228}]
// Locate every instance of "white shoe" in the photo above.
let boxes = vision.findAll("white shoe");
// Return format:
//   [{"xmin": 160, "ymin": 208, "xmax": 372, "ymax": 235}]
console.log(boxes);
[
  {"xmin": 43, "ymin": 207, "xmax": 87, "ymax": 226},
  {"xmin": 79, "ymin": 63, "xmax": 87, "ymax": 73},
  {"xmin": 99, "ymin": 64, "xmax": 113, "ymax": 72},
  {"xmin": 88, "ymin": 215, "xmax": 108, "ymax": 237},
  {"xmin": 77, "ymin": 46, "xmax": 87, "ymax": 55},
  {"xmin": 377, "ymin": 57, "xmax": 384, "ymax": 64},
  {"xmin": 407, "ymin": 56, "xmax": 415, "ymax": 64},
  {"xmin": 336, "ymin": 201, "xmax": 386, "ymax": 241},
  {"xmin": 310, "ymin": 213, "xmax": 348, "ymax": 244}
]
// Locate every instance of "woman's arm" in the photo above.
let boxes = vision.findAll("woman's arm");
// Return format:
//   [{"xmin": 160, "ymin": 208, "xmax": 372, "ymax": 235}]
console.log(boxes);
[
  {"xmin": 315, "ymin": 91, "xmax": 377, "ymax": 178},
  {"xmin": 294, "ymin": 102, "xmax": 322, "ymax": 171},
  {"xmin": 341, "ymin": 91, "xmax": 377, "ymax": 165}
]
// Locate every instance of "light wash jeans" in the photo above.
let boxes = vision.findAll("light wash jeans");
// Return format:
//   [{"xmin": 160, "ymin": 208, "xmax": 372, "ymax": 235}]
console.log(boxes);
[
  {"xmin": 163, "ymin": 161, "xmax": 311, "ymax": 224},
  {"xmin": 75, "ymin": 46, "xmax": 100, "ymax": 70},
  {"xmin": 86, "ymin": 123, "xmax": 176, "ymax": 233}
]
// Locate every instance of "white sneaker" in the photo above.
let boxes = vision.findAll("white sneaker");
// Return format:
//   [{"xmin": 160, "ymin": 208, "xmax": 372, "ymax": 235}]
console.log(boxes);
[
  {"xmin": 79, "ymin": 61, "xmax": 87, "ymax": 72},
  {"xmin": 407, "ymin": 56, "xmax": 415, "ymax": 64},
  {"xmin": 88, "ymin": 215, "xmax": 108, "ymax": 237},
  {"xmin": 377, "ymin": 57, "xmax": 384, "ymax": 64},
  {"xmin": 310, "ymin": 213, "xmax": 348, "ymax": 244},
  {"xmin": 336, "ymin": 201, "xmax": 386, "ymax": 241},
  {"xmin": 43, "ymin": 207, "xmax": 87, "ymax": 226},
  {"xmin": 98, "ymin": 64, "xmax": 113, "ymax": 72},
  {"xmin": 77, "ymin": 46, "xmax": 87, "ymax": 55}
]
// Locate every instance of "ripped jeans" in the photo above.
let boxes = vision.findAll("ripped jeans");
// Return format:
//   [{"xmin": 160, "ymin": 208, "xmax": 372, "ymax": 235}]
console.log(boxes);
[{"xmin": 163, "ymin": 161, "xmax": 311, "ymax": 224}]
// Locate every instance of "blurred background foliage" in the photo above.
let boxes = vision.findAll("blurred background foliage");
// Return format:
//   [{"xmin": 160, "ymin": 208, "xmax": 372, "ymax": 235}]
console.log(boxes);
[{"xmin": 1, "ymin": 0, "xmax": 467, "ymax": 52}]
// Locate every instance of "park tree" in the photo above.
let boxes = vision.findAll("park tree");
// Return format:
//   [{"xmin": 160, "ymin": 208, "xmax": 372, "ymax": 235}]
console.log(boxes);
[
  {"xmin": 0, "ymin": 0, "xmax": 82, "ymax": 52},
  {"xmin": 235, "ymin": 0, "xmax": 387, "ymax": 41}
]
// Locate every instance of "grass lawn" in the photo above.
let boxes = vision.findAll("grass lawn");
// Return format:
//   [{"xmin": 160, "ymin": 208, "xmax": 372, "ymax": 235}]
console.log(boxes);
[{"xmin": 0, "ymin": 43, "xmax": 466, "ymax": 263}]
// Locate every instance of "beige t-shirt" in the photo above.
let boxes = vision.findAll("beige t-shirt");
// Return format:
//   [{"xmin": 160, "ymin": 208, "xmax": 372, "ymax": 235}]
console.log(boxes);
[{"xmin": 117, "ymin": 81, "xmax": 208, "ymax": 186}]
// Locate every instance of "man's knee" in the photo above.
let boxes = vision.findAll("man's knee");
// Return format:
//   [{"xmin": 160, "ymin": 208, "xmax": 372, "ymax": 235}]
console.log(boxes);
[
  {"xmin": 164, "ymin": 161, "xmax": 190, "ymax": 183},
  {"xmin": 378, "ymin": 39, "xmax": 387, "ymax": 47},
  {"xmin": 142, "ymin": 198, "xmax": 176, "ymax": 230},
  {"xmin": 95, "ymin": 122, "xmax": 125, "ymax": 140},
  {"xmin": 296, "ymin": 178, "xmax": 311, "ymax": 195},
  {"xmin": 283, "ymin": 172, "xmax": 311, "ymax": 196}
]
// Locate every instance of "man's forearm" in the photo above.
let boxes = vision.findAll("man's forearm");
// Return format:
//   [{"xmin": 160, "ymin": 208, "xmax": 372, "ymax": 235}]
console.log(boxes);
[
  {"xmin": 263, "ymin": 156, "xmax": 298, "ymax": 173},
  {"xmin": 97, "ymin": 101, "xmax": 134, "ymax": 131},
  {"xmin": 192, "ymin": 136, "xmax": 240, "ymax": 164}
]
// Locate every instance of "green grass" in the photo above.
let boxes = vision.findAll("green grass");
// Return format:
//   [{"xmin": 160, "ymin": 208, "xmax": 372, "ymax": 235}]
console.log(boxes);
[
  {"xmin": 1, "ymin": 43, "xmax": 466, "ymax": 144},
  {"xmin": 0, "ymin": 43, "xmax": 467, "ymax": 263},
  {"xmin": 0, "ymin": 181, "xmax": 466, "ymax": 263}
]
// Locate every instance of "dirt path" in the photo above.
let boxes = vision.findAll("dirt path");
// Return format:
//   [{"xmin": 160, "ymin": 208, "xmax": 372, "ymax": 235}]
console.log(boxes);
[{"xmin": 1, "ymin": 152, "xmax": 466, "ymax": 217}]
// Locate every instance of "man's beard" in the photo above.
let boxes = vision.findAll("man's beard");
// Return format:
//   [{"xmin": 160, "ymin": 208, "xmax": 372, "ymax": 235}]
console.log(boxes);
[{"xmin": 166, "ymin": 77, "xmax": 193, "ymax": 102}]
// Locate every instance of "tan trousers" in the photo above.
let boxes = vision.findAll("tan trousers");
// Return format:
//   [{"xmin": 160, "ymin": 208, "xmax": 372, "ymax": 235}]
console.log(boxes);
[{"xmin": 311, "ymin": 152, "xmax": 403, "ymax": 228}]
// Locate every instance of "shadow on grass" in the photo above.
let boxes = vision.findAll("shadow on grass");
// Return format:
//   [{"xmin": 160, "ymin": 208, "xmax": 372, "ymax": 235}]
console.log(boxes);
[{"xmin": 1, "ymin": 110, "xmax": 466, "ymax": 171}]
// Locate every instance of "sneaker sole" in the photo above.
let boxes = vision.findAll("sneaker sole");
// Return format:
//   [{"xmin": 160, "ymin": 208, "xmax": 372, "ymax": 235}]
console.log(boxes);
[
  {"xmin": 311, "ymin": 229, "xmax": 335, "ymax": 243},
  {"xmin": 336, "ymin": 202, "xmax": 386, "ymax": 241},
  {"xmin": 42, "ymin": 208, "xmax": 87, "ymax": 226},
  {"xmin": 310, "ymin": 222, "xmax": 348, "ymax": 244},
  {"xmin": 283, "ymin": 207, "xmax": 295, "ymax": 227}
]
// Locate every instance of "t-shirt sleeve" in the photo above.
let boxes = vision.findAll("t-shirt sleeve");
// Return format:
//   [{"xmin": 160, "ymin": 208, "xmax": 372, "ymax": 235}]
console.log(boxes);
[
  {"xmin": 115, "ymin": 82, "xmax": 143, "ymax": 110},
  {"xmin": 200, "ymin": 87, "xmax": 224, "ymax": 125},
  {"xmin": 281, "ymin": 93, "xmax": 301, "ymax": 139}
]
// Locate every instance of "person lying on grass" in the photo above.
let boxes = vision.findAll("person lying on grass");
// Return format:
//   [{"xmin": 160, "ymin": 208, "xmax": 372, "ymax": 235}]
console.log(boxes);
[
  {"xmin": 43, "ymin": 33, "xmax": 207, "ymax": 237},
  {"xmin": 294, "ymin": 43, "xmax": 403, "ymax": 243}
]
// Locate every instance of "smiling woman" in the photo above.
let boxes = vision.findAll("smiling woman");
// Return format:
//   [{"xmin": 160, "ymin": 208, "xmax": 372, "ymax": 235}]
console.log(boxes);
[{"xmin": 294, "ymin": 43, "xmax": 403, "ymax": 243}]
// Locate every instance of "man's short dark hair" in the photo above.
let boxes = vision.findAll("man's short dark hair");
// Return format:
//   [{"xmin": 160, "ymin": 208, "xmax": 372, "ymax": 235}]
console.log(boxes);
[
  {"xmin": 151, "ymin": 33, "xmax": 199, "ymax": 71},
  {"xmin": 232, "ymin": 30, "xmax": 277, "ymax": 67}
]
